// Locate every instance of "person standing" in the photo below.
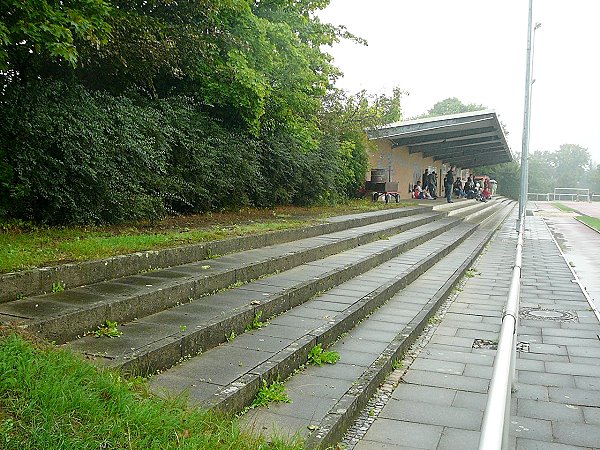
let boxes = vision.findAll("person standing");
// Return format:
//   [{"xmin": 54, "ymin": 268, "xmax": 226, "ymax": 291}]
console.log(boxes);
[
  {"xmin": 422, "ymin": 169, "xmax": 429, "ymax": 193},
  {"xmin": 445, "ymin": 166, "xmax": 455, "ymax": 203},
  {"xmin": 428, "ymin": 170, "xmax": 437, "ymax": 199}
]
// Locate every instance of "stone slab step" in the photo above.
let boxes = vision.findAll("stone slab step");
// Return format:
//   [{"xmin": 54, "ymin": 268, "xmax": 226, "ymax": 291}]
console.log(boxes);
[
  {"xmin": 462, "ymin": 197, "xmax": 510, "ymax": 223},
  {"xmin": 432, "ymin": 198, "xmax": 490, "ymax": 214},
  {"xmin": 65, "ymin": 216, "xmax": 464, "ymax": 376},
  {"xmin": 243, "ymin": 201, "xmax": 516, "ymax": 448},
  {"xmin": 0, "ymin": 210, "xmax": 442, "ymax": 343},
  {"xmin": 0, "ymin": 206, "xmax": 427, "ymax": 303},
  {"xmin": 146, "ymin": 219, "xmax": 484, "ymax": 416},
  {"xmin": 448, "ymin": 197, "xmax": 504, "ymax": 218}
]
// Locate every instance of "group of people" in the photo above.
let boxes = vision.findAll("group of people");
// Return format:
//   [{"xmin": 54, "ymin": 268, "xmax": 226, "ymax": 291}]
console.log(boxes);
[
  {"xmin": 413, "ymin": 167, "xmax": 492, "ymax": 203},
  {"xmin": 447, "ymin": 170, "xmax": 491, "ymax": 202},
  {"xmin": 412, "ymin": 168, "xmax": 438, "ymax": 200}
]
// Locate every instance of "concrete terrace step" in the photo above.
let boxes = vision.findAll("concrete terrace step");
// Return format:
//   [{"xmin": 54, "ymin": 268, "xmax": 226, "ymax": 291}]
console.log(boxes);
[
  {"xmin": 0, "ymin": 208, "xmax": 440, "ymax": 343},
  {"xmin": 245, "ymin": 201, "xmax": 516, "ymax": 449},
  {"xmin": 145, "ymin": 208, "xmax": 510, "ymax": 418},
  {"xmin": 64, "ymin": 215, "xmax": 465, "ymax": 376},
  {"xmin": 0, "ymin": 206, "xmax": 428, "ymax": 303},
  {"xmin": 462, "ymin": 197, "xmax": 511, "ymax": 223},
  {"xmin": 448, "ymin": 197, "xmax": 505, "ymax": 218},
  {"xmin": 431, "ymin": 197, "xmax": 499, "ymax": 215}
]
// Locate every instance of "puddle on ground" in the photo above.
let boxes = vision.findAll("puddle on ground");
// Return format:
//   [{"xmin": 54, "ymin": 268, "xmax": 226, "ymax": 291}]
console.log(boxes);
[{"xmin": 546, "ymin": 224, "xmax": 570, "ymax": 251}]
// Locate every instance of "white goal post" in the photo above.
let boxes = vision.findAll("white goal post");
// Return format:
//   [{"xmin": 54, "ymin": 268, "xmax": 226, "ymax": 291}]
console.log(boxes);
[{"xmin": 553, "ymin": 187, "xmax": 590, "ymax": 202}]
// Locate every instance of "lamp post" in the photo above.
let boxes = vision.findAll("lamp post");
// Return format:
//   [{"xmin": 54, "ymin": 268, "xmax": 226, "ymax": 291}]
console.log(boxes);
[{"xmin": 518, "ymin": 0, "xmax": 540, "ymax": 229}]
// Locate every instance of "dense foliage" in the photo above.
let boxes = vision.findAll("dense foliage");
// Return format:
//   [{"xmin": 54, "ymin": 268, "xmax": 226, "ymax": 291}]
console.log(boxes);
[
  {"xmin": 416, "ymin": 97, "xmax": 487, "ymax": 119},
  {"xmin": 0, "ymin": 0, "xmax": 397, "ymax": 225},
  {"xmin": 528, "ymin": 144, "xmax": 599, "ymax": 194}
]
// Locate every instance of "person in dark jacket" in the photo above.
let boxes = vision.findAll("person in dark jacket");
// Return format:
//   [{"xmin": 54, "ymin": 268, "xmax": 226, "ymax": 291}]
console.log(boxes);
[
  {"xmin": 445, "ymin": 166, "xmax": 455, "ymax": 203},
  {"xmin": 428, "ymin": 170, "xmax": 437, "ymax": 199}
]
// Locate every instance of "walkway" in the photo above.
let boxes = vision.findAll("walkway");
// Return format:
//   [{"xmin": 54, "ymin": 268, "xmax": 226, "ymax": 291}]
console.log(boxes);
[
  {"xmin": 350, "ymin": 213, "xmax": 600, "ymax": 449},
  {"xmin": 530, "ymin": 200, "xmax": 600, "ymax": 314}
]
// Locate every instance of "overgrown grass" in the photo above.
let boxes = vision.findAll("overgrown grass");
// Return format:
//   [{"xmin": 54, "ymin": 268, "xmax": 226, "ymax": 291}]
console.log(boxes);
[
  {"xmin": 0, "ymin": 201, "xmax": 415, "ymax": 274},
  {"xmin": 0, "ymin": 331, "xmax": 303, "ymax": 450},
  {"xmin": 576, "ymin": 215, "xmax": 600, "ymax": 232},
  {"xmin": 552, "ymin": 202, "xmax": 576, "ymax": 213}
]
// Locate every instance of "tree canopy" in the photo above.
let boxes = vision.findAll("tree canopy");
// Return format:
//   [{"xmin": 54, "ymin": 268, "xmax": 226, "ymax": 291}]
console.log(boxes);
[
  {"xmin": 0, "ymin": 0, "xmax": 406, "ymax": 224},
  {"xmin": 528, "ymin": 144, "xmax": 598, "ymax": 194},
  {"xmin": 416, "ymin": 97, "xmax": 487, "ymax": 118}
]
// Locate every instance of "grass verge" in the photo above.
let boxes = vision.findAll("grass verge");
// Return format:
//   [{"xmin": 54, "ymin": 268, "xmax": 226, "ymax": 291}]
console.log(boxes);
[
  {"xmin": 552, "ymin": 202, "xmax": 576, "ymax": 213},
  {"xmin": 0, "ymin": 200, "xmax": 415, "ymax": 274},
  {"xmin": 0, "ymin": 330, "xmax": 303, "ymax": 450},
  {"xmin": 576, "ymin": 215, "xmax": 600, "ymax": 232}
]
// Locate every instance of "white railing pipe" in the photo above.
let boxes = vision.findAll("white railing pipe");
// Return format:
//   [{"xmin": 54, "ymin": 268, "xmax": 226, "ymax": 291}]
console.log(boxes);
[{"xmin": 478, "ymin": 221, "xmax": 524, "ymax": 450}]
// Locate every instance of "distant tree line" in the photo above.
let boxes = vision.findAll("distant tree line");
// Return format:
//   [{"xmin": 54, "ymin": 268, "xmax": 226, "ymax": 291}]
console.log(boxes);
[
  {"xmin": 528, "ymin": 144, "xmax": 600, "ymax": 195},
  {"xmin": 0, "ymin": 0, "xmax": 403, "ymax": 225}
]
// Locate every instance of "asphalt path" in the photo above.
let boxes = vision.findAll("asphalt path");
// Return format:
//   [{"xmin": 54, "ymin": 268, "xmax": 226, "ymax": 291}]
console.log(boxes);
[{"xmin": 530, "ymin": 201, "xmax": 600, "ymax": 313}]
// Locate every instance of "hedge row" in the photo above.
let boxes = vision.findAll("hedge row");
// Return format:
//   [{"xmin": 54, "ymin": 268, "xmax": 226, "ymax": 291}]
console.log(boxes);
[{"xmin": 0, "ymin": 81, "xmax": 363, "ymax": 224}]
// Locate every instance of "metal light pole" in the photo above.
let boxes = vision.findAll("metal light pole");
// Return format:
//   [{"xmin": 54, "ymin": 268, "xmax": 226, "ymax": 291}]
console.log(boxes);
[{"xmin": 518, "ymin": 0, "xmax": 536, "ymax": 229}]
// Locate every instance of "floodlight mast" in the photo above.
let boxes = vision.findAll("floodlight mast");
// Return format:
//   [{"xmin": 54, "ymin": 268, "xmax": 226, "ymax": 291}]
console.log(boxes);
[{"xmin": 518, "ymin": 0, "xmax": 536, "ymax": 230}]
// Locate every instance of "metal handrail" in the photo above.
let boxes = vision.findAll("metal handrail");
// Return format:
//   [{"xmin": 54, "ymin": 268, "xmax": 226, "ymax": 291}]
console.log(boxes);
[{"xmin": 478, "ymin": 219, "xmax": 524, "ymax": 450}]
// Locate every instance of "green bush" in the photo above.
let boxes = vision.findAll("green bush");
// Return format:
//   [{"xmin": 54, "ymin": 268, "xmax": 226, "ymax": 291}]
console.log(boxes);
[
  {"xmin": 0, "ymin": 81, "xmax": 168, "ymax": 223},
  {"xmin": 0, "ymin": 80, "xmax": 368, "ymax": 225}
]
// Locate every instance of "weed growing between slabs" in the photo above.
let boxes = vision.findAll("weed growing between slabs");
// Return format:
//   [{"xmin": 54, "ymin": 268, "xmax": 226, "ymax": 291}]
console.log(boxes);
[
  {"xmin": 251, "ymin": 379, "xmax": 291, "ymax": 409},
  {"xmin": 93, "ymin": 320, "xmax": 123, "ymax": 338},
  {"xmin": 0, "ymin": 331, "xmax": 304, "ymax": 450},
  {"xmin": 307, "ymin": 344, "xmax": 340, "ymax": 366},
  {"xmin": 245, "ymin": 311, "xmax": 268, "ymax": 331}
]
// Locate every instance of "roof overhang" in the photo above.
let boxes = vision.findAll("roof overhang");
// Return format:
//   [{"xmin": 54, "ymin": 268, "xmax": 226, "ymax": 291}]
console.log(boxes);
[{"xmin": 367, "ymin": 110, "xmax": 513, "ymax": 168}]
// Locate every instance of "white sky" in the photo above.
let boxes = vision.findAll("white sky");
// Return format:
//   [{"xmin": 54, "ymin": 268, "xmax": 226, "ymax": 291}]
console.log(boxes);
[{"xmin": 318, "ymin": 0, "xmax": 600, "ymax": 164}]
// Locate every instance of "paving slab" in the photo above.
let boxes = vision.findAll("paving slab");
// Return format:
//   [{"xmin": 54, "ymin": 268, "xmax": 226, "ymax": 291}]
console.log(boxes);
[
  {"xmin": 348, "ymin": 214, "xmax": 600, "ymax": 450},
  {"xmin": 234, "ymin": 203, "xmax": 513, "ymax": 449}
]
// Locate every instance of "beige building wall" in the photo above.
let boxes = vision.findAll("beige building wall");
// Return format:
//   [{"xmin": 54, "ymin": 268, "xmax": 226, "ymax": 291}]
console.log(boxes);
[{"xmin": 368, "ymin": 140, "xmax": 450, "ymax": 198}]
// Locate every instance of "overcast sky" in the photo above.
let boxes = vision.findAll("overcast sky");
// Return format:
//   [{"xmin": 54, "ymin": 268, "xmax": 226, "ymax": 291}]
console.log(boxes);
[{"xmin": 318, "ymin": 0, "xmax": 600, "ymax": 164}]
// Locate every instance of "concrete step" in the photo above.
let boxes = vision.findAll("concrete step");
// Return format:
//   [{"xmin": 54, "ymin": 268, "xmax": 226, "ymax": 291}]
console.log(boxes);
[
  {"xmin": 463, "ymin": 197, "xmax": 512, "ymax": 224},
  {"xmin": 242, "ymin": 200, "xmax": 516, "ymax": 448},
  {"xmin": 448, "ymin": 196, "xmax": 504, "ymax": 218},
  {"xmin": 0, "ymin": 206, "xmax": 428, "ymax": 303},
  {"xmin": 0, "ymin": 208, "xmax": 441, "ymax": 343},
  {"xmin": 64, "ymin": 215, "xmax": 465, "ymax": 376},
  {"xmin": 146, "ymin": 213, "xmax": 496, "ymax": 416},
  {"xmin": 431, "ymin": 197, "xmax": 497, "ymax": 215}
]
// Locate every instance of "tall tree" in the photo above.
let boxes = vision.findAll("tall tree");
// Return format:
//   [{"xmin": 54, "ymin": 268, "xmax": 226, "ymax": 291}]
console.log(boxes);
[
  {"xmin": 552, "ymin": 144, "xmax": 592, "ymax": 188},
  {"xmin": 0, "ymin": 0, "xmax": 111, "ymax": 75},
  {"xmin": 417, "ymin": 97, "xmax": 486, "ymax": 118}
]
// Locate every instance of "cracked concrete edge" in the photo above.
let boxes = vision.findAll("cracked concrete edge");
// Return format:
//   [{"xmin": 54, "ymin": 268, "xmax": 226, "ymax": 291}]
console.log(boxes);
[
  {"xmin": 302, "ymin": 204, "xmax": 513, "ymax": 450},
  {"xmin": 0, "ymin": 207, "xmax": 425, "ymax": 304}
]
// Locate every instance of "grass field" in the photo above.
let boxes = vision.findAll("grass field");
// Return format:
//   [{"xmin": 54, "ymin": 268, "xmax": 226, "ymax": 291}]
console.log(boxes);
[
  {"xmin": 0, "ymin": 200, "xmax": 415, "ymax": 274},
  {"xmin": 576, "ymin": 215, "xmax": 600, "ymax": 232},
  {"xmin": 552, "ymin": 202, "xmax": 577, "ymax": 213},
  {"xmin": 0, "ymin": 330, "xmax": 304, "ymax": 450}
]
